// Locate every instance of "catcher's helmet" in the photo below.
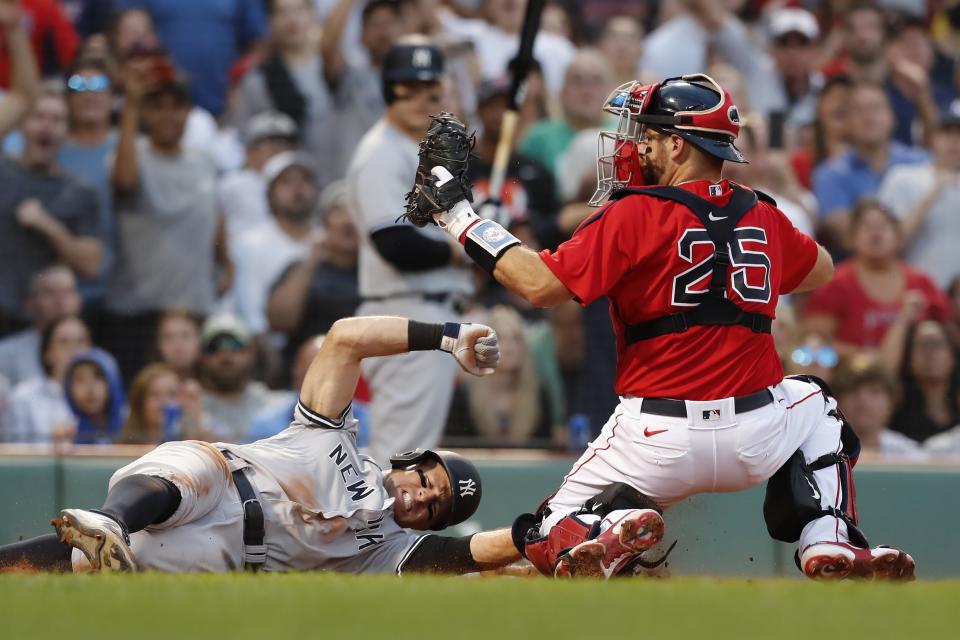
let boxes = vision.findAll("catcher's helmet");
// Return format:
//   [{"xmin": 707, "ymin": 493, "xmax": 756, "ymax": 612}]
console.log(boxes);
[
  {"xmin": 390, "ymin": 448, "xmax": 481, "ymax": 531},
  {"xmin": 591, "ymin": 74, "xmax": 746, "ymax": 205},
  {"xmin": 381, "ymin": 42, "xmax": 445, "ymax": 103}
]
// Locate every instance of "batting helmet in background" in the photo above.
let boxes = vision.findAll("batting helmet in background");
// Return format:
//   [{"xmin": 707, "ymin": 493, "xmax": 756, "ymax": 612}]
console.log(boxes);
[{"xmin": 381, "ymin": 42, "xmax": 445, "ymax": 104}]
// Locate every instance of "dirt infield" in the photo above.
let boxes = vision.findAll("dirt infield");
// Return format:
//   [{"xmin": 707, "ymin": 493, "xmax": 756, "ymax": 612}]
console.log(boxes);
[{"xmin": 0, "ymin": 573, "xmax": 957, "ymax": 639}]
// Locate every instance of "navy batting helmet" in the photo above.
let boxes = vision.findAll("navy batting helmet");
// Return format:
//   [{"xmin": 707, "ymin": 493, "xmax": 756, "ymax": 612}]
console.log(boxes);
[
  {"xmin": 591, "ymin": 74, "xmax": 746, "ymax": 205},
  {"xmin": 390, "ymin": 448, "xmax": 481, "ymax": 530},
  {"xmin": 381, "ymin": 42, "xmax": 445, "ymax": 104}
]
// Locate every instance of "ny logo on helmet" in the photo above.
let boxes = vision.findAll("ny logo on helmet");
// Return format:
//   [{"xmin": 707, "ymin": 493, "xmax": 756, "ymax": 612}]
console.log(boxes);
[
  {"xmin": 458, "ymin": 478, "xmax": 477, "ymax": 497},
  {"xmin": 412, "ymin": 48, "xmax": 432, "ymax": 68}
]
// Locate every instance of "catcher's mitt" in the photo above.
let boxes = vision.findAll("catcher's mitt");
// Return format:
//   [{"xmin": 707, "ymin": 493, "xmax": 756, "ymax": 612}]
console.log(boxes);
[{"xmin": 401, "ymin": 112, "xmax": 475, "ymax": 227}]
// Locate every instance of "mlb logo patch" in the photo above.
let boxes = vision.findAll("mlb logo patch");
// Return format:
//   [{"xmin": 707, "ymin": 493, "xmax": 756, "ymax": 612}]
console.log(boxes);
[
  {"xmin": 708, "ymin": 184, "xmax": 723, "ymax": 197},
  {"xmin": 702, "ymin": 409, "xmax": 721, "ymax": 421}
]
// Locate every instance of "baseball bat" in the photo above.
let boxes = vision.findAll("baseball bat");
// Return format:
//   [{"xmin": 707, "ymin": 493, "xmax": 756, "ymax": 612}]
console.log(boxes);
[{"xmin": 488, "ymin": 0, "xmax": 545, "ymax": 202}]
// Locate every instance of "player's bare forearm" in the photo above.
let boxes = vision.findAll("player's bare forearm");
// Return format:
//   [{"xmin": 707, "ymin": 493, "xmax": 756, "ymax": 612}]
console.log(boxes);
[
  {"xmin": 299, "ymin": 316, "xmax": 411, "ymax": 417},
  {"xmin": 470, "ymin": 528, "xmax": 521, "ymax": 568},
  {"xmin": 493, "ymin": 246, "xmax": 574, "ymax": 307},
  {"xmin": 0, "ymin": 16, "xmax": 40, "ymax": 137}
]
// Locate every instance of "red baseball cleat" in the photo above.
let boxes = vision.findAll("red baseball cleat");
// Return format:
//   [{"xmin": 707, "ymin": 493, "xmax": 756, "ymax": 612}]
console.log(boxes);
[
  {"xmin": 555, "ymin": 509, "xmax": 664, "ymax": 578},
  {"xmin": 800, "ymin": 541, "xmax": 915, "ymax": 581}
]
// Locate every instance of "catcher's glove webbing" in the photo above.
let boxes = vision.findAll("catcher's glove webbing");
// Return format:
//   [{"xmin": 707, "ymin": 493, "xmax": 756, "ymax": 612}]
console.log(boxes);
[{"xmin": 402, "ymin": 112, "xmax": 475, "ymax": 227}]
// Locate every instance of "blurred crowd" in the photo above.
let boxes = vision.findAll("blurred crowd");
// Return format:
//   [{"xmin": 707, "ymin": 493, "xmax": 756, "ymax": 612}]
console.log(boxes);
[{"xmin": 1, "ymin": 0, "xmax": 960, "ymax": 462}]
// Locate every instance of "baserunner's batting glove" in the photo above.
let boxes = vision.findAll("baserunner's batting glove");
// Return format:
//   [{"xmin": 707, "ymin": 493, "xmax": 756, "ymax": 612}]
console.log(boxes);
[{"xmin": 445, "ymin": 323, "xmax": 499, "ymax": 377}]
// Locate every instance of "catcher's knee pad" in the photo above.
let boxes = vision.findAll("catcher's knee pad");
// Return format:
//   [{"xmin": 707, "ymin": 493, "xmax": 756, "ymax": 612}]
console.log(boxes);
[
  {"xmin": 514, "ymin": 514, "xmax": 598, "ymax": 576},
  {"xmin": 764, "ymin": 379, "xmax": 867, "ymax": 548}
]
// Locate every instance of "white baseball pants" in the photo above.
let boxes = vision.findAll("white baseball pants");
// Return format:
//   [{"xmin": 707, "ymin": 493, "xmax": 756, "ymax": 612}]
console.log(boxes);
[{"xmin": 542, "ymin": 377, "xmax": 852, "ymax": 553}]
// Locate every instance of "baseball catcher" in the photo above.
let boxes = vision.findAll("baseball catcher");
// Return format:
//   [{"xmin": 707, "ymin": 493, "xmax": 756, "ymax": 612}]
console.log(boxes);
[
  {"xmin": 0, "ymin": 316, "xmax": 520, "ymax": 575},
  {"xmin": 402, "ymin": 76, "xmax": 915, "ymax": 581}
]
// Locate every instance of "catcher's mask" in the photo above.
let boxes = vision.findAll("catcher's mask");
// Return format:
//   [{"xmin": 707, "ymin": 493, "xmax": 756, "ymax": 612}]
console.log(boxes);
[
  {"xmin": 590, "ymin": 74, "xmax": 746, "ymax": 206},
  {"xmin": 389, "ymin": 448, "xmax": 482, "ymax": 531}
]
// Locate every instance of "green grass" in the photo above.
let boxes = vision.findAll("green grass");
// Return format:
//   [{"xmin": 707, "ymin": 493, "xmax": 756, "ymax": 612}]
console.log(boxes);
[{"xmin": 1, "ymin": 573, "xmax": 958, "ymax": 640}]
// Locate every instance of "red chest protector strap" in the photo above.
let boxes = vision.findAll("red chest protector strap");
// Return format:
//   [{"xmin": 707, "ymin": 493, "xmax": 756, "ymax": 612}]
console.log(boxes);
[{"xmin": 609, "ymin": 185, "xmax": 774, "ymax": 345}]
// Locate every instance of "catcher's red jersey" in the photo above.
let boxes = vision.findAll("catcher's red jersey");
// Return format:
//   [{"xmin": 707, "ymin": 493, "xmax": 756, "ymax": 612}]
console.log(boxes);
[{"xmin": 539, "ymin": 179, "xmax": 818, "ymax": 400}]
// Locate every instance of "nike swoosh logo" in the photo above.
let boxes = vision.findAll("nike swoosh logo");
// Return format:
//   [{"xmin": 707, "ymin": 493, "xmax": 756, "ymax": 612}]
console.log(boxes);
[
  {"xmin": 708, "ymin": 212, "xmax": 728, "ymax": 221},
  {"xmin": 643, "ymin": 427, "xmax": 669, "ymax": 437}
]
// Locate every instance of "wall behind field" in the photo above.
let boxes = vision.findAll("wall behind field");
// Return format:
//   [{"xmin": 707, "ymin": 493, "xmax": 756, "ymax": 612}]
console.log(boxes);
[{"xmin": 1, "ymin": 454, "xmax": 956, "ymax": 578}]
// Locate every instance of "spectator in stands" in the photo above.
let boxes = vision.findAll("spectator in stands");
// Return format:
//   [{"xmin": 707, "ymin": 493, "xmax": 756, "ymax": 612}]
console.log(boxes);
[
  {"xmin": 946, "ymin": 276, "xmax": 960, "ymax": 349},
  {"xmin": 115, "ymin": 0, "xmax": 266, "ymax": 117},
  {"xmin": 118, "ymin": 362, "xmax": 208, "ymax": 445},
  {"xmin": 233, "ymin": 151, "xmax": 318, "ymax": 339},
  {"xmin": 103, "ymin": 65, "xmax": 230, "ymax": 380},
  {"xmin": 751, "ymin": 7, "xmax": 823, "ymax": 127},
  {"xmin": 153, "ymin": 309, "xmax": 202, "ymax": 382},
  {"xmin": 268, "ymin": 181, "xmax": 359, "ymax": 355},
  {"xmin": 321, "ymin": 0, "xmax": 401, "ymax": 167},
  {"xmin": 804, "ymin": 199, "xmax": 947, "ymax": 358},
  {"xmin": 108, "ymin": 11, "xmax": 243, "ymax": 171},
  {"xmin": 246, "ymin": 334, "xmax": 323, "ymax": 442},
  {"xmin": 0, "ymin": 0, "xmax": 77, "ymax": 85},
  {"xmin": 437, "ymin": 0, "xmax": 575, "ymax": 94},
  {"xmin": 468, "ymin": 77, "xmax": 559, "ymax": 250},
  {"xmin": 219, "ymin": 110, "xmax": 299, "ymax": 245},
  {"xmin": 724, "ymin": 116, "xmax": 816, "ymax": 237},
  {"xmin": 461, "ymin": 306, "xmax": 550, "ymax": 444},
  {"xmin": 59, "ymin": 57, "xmax": 118, "ymax": 305},
  {"xmin": 0, "ymin": 89, "xmax": 103, "ymax": 335},
  {"xmin": 892, "ymin": 319, "xmax": 960, "ymax": 443},
  {"xmin": 596, "ymin": 16, "xmax": 644, "ymax": 88},
  {"xmin": 0, "ymin": 0, "xmax": 40, "ymax": 135},
  {"xmin": 63, "ymin": 347, "xmax": 125, "ymax": 444},
  {"xmin": 2, "ymin": 315, "xmax": 91, "ymax": 444},
  {"xmin": 878, "ymin": 102, "xmax": 960, "ymax": 289},
  {"xmin": 812, "ymin": 83, "xmax": 929, "ymax": 251},
  {"xmin": 785, "ymin": 330, "xmax": 839, "ymax": 385},
  {"xmin": 833, "ymin": 359, "xmax": 926, "ymax": 460},
  {"xmin": 234, "ymin": 0, "xmax": 343, "ymax": 188},
  {"xmin": 199, "ymin": 314, "xmax": 282, "ymax": 443},
  {"xmin": 790, "ymin": 75, "xmax": 852, "ymax": 190},
  {"xmin": 518, "ymin": 48, "xmax": 612, "ymax": 178},
  {"xmin": 0, "ymin": 265, "xmax": 81, "ymax": 386},
  {"xmin": 641, "ymin": 0, "xmax": 768, "ymax": 108},
  {"xmin": 884, "ymin": 14, "xmax": 953, "ymax": 148},
  {"xmin": 823, "ymin": 3, "xmax": 886, "ymax": 84}
]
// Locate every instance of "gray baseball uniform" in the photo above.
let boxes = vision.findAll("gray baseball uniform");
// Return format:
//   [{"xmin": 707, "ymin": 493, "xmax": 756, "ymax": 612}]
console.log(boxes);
[
  {"xmin": 346, "ymin": 119, "xmax": 474, "ymax": 465},
  {"xmin": 71, "ymin": 403, "xmax": 425, "ymax": 574}
]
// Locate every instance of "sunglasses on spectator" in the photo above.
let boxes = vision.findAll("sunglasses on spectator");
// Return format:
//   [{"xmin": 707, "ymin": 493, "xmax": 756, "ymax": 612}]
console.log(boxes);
[
  {"xmin": 66, "ymin": 74, "xmax": 111, "ymax": 93},
  {"xmin": 203, "ymin": 334, "xmax": 247, "ymax": 354},
  {"xmin": 916, "ymin": 336, "xmax": 950, "ymax": 351},
  {"xmin": 790, "ymin": 345, "xmax": 839, "ymax": 369}
]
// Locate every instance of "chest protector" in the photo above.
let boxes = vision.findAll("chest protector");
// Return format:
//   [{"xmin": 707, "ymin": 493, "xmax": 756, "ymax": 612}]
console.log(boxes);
[{"xmin": 609, "ymin": 184, "xmax": 775, "ymax": 345}]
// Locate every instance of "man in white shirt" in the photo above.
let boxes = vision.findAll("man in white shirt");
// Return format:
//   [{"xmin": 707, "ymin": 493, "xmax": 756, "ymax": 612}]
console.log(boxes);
[
  {"xmin": 438, "ymin": 0, "xmax": 575, "ymax": 94},
  {"xmin": 878, "ymin": 102, "xmax": 960, "ymax": 288},
  {"xmin": 218, "ymin": 111, "xmax": 299, "ymax": 247},
  {"xmin": 232, "ymin": 151, "xmax": 319, "ymax": 336}
]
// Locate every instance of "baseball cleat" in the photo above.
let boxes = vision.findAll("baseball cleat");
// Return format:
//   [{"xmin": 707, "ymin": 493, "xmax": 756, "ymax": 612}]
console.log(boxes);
[
  {"xmin": 52, "ymin": 509, "xmax": 138, "ymax": 572},
  {"xmin": 555, "ymin": 509, "xmax": 665, "ymax": 578},
  {"xmin": 800, "ymin": 542, "xmax": 915, "ymax": 581}
]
